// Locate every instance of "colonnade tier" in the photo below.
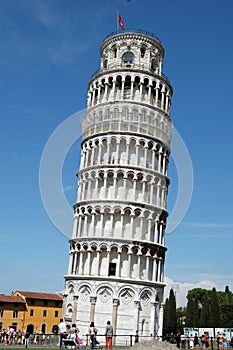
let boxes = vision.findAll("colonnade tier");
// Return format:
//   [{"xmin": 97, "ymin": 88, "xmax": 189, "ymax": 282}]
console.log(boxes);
[
  {"xmin": 79, "ymin": 133, "xmax": 170, "ymax": 175},
  {"xmin": 67, "ymin": 240, "xmax": 166, "ymax": 284},
  {"xmin": 76, "ymin": 170, "xmax": 168, "ymax": 209},
  {"xmin": 82, "ymin": 102, "xmax": 172, "ymax": 147},
  {"xmin": 72, "ymin": 203, "xmax": 167, "ymax": 244},
  {"xmin": 87, "ymin": 71, "xmax": 172, "ymax": 116}
]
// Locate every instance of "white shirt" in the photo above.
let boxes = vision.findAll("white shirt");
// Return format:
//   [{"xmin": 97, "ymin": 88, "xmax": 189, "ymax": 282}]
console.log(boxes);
[{"xmin": 59, "ymin": 322, "xmax": 67, "ymax": 333}]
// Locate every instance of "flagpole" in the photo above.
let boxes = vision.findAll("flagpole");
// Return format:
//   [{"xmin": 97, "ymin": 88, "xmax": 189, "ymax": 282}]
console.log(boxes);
[{"xmin": 117, "ymin": 9, "xmax": 119, "ymax": 32}]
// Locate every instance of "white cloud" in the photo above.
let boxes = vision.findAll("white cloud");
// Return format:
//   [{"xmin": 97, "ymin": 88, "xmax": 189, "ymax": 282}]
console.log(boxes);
[{"xmin": 164, "ymin": 276, "xmax": 218, "ymax": 307}]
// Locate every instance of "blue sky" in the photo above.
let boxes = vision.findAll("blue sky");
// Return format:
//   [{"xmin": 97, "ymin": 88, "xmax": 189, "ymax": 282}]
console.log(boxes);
[{"xmin": 1, "ymin": 0, "xmax": 233, "ymax": 306}]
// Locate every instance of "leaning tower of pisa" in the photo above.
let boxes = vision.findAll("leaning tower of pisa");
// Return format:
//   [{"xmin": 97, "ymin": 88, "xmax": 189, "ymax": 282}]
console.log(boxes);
[{"xmin": 63, "ymin": 30, "xmax": 173, "ymax": 342}]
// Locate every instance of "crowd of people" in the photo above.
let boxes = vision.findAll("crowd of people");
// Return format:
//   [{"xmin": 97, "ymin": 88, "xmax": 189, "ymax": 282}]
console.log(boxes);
[
  {"xmin": 0, "ymin": 327, "xmax": 32, "ymax": 346},
  {"xmin": 0, "ymin": 327, "xmax": 54, "ymax": 346},
  {"xmin": 58, "ymin": 318, "xmax": 113, "ymax": 349},
  {"xmin": 174, "ymin": 331, "xmax": 233, "ymax": 350}
]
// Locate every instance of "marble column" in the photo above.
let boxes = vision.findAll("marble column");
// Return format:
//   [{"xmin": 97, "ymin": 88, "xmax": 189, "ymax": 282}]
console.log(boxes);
[
  {"xmin": 150, "ymin": 301, "xmax": 157, "ymax": 337},
  {"xmin": 158, "ymin": 303, "xmax": 164, "ymax": 338},
  {"xmin": 133, "ymin": 300, "xmax": 140, "ymax": 333},
  {"xmin": 62, "ymin": 293, "xmax": 68, "ymax": 318},
  {"xmin": 89, "ymin": 296, "xmax": 97, "ymax": 323},
  {"xmin": 72, "ymin": 295, "xmax": 79, "ymax": 324},
  {"xmin": 112, "ymin": 298, "xmax": 119, "ymax": 345}
]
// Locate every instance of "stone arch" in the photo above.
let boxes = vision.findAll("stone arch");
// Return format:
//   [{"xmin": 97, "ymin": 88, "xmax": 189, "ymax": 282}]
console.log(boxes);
[
  {"xmin": 120, "ymin": 246, "xmax": 130, "ymax": 278},
  {"xmin": 113, "ymin": 206, "xmax": 122, "ymax": 238},
  {"xmin": 122, "ymin": 106, "xmax": 129, "ymax": 121},
  {"xmin": 125, "ymin": 171, "xmax": 134, "ymax": 201},
  {"xmin": 139, "ymin": 288, "xmax": 152, "ymax": 305},
  {"xmin": 122, "ymin": 207, "xmax": 132, "ymax": 238},
  {"xmin": 118, "ymin": 286, "xmax": 135, "ymax": 304},
  {"xmin": 124, "ymin": 75, "xmax": 131, "ymax": 99},
  {"xmin": 68, "ymin": 283, "xmax": 75, "ymax": 294},
  {"xmin": 66, "ymin": 303, "xmax": 73, "ymax": 319}
]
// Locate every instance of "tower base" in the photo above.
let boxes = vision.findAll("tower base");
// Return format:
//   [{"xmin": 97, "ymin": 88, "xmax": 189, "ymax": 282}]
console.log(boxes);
[{"xmin": 63, "ymin": 276, "xmax": 164, "ymax": 345}]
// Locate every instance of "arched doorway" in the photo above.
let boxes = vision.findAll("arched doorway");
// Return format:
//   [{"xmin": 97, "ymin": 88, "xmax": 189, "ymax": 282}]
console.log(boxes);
[
  {"xmin": 26, "ymin": 324, "xmax": 34, "ymax": 334},
  {"xmin": 52, "ymin": 324, "xmax": 59, "ymax": 334},
  {"xmin": 41, "ymin": 323, "xmax": 46, "ymax": 334}
]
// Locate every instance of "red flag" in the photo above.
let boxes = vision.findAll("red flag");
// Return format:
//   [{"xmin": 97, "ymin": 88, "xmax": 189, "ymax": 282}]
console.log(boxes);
[{"xmin": 118, "ymin": 14, "xmax": 124, "ymax": 30}]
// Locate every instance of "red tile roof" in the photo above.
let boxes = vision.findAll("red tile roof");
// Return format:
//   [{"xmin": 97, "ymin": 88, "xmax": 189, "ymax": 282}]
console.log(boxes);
[
  {"xmin": 14, "ymin": 291, "xmax": 63, "ymax": 301},
  {"xmin": 0, "ymin": 294, "xmax": 25, "ymax": 303}
]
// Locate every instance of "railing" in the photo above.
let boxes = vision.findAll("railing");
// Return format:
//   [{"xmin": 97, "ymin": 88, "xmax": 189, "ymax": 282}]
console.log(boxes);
[
  {"xmin": 103, "ymin": 29, "xmax": 162, "ymax": 44},
  {"xmin": 0, "ymin": 333, "xmax": 226, "ymax": 349},
  {"xmin": 89, "ymin": 64, "xmax": 171, "ymax": 85}
]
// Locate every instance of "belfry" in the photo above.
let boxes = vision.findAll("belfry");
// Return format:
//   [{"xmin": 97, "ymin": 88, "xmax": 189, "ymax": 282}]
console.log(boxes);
[{"xmin": 63, "ymin": 30, "xmax": 173, "ymax": 342}]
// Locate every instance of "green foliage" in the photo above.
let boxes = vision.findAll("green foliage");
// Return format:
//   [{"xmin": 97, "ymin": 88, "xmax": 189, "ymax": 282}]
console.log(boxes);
[
  {"xmin": 181, "ymin": 286, "xmax": 233, "ymax": 328},
  {"xmin": 164, "ymin": 286, "xmax": 233, "ymax": 333},
  {"xmin": 199, "ymin": 293, "xmax": 210, "ymax": 327},
  {"xmin": 186, "ymin": 294, "xmax": 199, "ymax": 327},
  {"xmin": 163, "ymin": 298, "xmax": 169, "ymax": 335},
  {"xmin": 220, "ymin": 304, "xmax": 233, "ymax": 327},
  {"xmin": 176, "ymin": 306, "xmax": 186, "ymax": 333},
  {"xmin": 163, "ymin": 289, "xmax": 177, "ymax": 335},
  {"xmin": 209, "ymin": 287, "xmax": 220, "ymax": 327}
]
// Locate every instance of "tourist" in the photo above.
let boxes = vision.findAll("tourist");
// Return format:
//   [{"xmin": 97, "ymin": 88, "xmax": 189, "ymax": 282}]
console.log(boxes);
[
  {"xmin": 89, "ymin": 321, "xmax": 96, "ymax": 350},
  {"xmin": 203, "ymin": 332, "xmax": 209, "ymax": 349},
  {"xmin": 58, "ymin": 318, "xmax": 67, "ymax": 348},
  {"xmin": 24, "ymin": 331, "xmax": 30, "ymax": 349},
  {"xmin": 135, "ymin": 330, "xmax": 139, "ymax": 343},
  {"xmin": 194, "ymin": 333, "xmax": 199, "ymax": 350},
  {"xmin": 105, "ymin": 320, "xmax": 113, "ymax": 350}
]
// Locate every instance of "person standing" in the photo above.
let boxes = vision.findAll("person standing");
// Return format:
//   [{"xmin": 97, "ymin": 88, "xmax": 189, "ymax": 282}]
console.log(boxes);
[
  {"xmin": 135, "ymin": 330, "xmax": 139, "ymax": 343},
  {"xmin": 58, "ymin": 318, "xmax": 67, "ymax": 349},
  {"xmin": 105, "ymin": 320, "xmax": 113, "ymax": 350},
  {"xmin": 203, "ymin": 332, "xmax": 209, "ymax": 349},
  {"xmin": 89, "ymin": 322, "xmax": 96, "ymax": 350},
  {"xmin": 194, "ymin": 333, "xmax": 199, "ymax": 350},
  {"xmin": 24, "ymin": 331, "xmax": 30, "ymax": 349}
]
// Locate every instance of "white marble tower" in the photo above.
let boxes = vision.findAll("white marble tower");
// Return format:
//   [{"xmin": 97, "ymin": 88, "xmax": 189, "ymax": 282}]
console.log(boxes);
[{"xmin": 63, "ymin": 30, "xmax": 173, "ymax": 343}]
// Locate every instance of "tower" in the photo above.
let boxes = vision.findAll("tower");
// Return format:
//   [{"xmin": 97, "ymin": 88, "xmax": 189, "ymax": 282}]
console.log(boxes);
[{"xmin": 63, "ymin": 30, "xmax": 173, "ymax": 342}]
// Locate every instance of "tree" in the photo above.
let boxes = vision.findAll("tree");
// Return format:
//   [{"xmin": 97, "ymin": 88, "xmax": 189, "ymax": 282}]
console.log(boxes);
[
  {"xmin": 163, "ymin": 297, "xmax": 169, "ymax": 335},
  {"xmin": 186, "ymin": 294, "xmax": 199, "ymax": 327},
  {"xmin": 199, "ymin": 293, "xmax": 210, "ymax": 327},
  {"xmin": 163, "ymin": 289, "xmax": 177, "ymax": 335},
  {"xmin": 209, "ymin": 287, "xmax": 220, "ymax": 327},
  {"xmin": 176, "ymin": 306, "xmax": 186, "ymax": 333},
  {"xmin": 167, "ymin": 289, "xmax": 177, "ymax": 334},
  {"xmin": 220, "ymin": 304, "xmax": 233, "ymax": 327}
]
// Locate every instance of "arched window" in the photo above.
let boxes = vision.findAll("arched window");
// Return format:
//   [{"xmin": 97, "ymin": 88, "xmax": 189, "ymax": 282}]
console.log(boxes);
[
  {"xmin": 112, "ymin": 46, "xmax": 117, "ymax": 58},
  {"xmin": 122, "ymin": 52, "xmax": 134, "ymax": 66},
  {"xmin": 151, "ymin": 57, "xmax": 159, "ymax": 72},
  {"xmin": 132, "ymin": 109, "xmax": 138, "ymax": 120},
  {"xmin": 141, "ymin": 109, "xmax": 146, "ymax": 122},
  {"xmin": 140, "ymin": 46, "xmax": 146, "ymax": 58},
  {"xmin": 113, "ymin": 108, "xmax": 119, "ymax": 119},
  {"xmin": 122, "ymin": 107, "xmax": 129, "ymax": 120},
  {"xmin": 104, "ymin": 109, "xmax": 110, "ymax": 120}
]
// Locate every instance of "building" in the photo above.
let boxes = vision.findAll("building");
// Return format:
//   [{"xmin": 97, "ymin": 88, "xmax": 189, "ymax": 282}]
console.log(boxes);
[
  {"xmin": 0, "ymin": 291, "xmax": 63, "ymax": 334},
  {"xmin": 0, "ymin": 294, "xmax": 26, "ymax": 332},
  {"xmin": 63, "ymin": 29, "xmax": 173, "ymax": 342}
]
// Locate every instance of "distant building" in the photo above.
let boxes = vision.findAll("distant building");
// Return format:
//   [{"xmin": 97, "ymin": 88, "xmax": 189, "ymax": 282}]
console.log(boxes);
[
  {"xmin": 0, "ymin": 291, "xmax": 63, "ymax": 334},
  {"xmin": 0, "ymin": 294, "xmax": 26, "ymax": 332}
]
